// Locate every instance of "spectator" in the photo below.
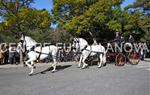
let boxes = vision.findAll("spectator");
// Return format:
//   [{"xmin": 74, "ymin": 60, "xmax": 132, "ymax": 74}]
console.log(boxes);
[
  {"xmin": 15, "ymin": 50, "xmax": 20, "ymax": 65},
  {"xmin": 15, "ymin": 46, "xmax": 20, "ymax": 65},
  {"xmin": 120, "ymin": 36, "xmax": 125, "ymax": 44},
  {"xmin": 139, "ymin": 43, "xmax": 145, "ymax": 60},
  {"xmin": 128, "ymin": 34, "xmax": 135, "ymax": 43},
  {"xmin": 0, "ymin": 47, "xmax": 4, "ymax": 65},
  {"xmin": 3, "ymin": 45, "xmax": 9, "ymax": 64},
  {"xmin": 9, "ymin": 46, "xmax": 16, "ymax": 65}
]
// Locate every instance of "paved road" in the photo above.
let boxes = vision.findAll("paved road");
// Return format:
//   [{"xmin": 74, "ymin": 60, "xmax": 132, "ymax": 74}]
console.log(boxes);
[{"xmin": 0, "ymin": 60, "xmax": 149, "ymax": 95}]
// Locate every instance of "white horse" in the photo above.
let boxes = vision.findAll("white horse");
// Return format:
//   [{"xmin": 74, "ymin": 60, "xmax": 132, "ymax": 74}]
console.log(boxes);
[
  {"xmin": 18, "ymin": 35, "xmax": 58, "ymax": 75},
  {"xmin": 72, "ymin": 38, "xmax": 106, "ymax": 69}
]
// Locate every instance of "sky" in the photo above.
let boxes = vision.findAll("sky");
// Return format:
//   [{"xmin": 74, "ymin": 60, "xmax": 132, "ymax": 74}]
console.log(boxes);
[
  {"xmin": 0, "ymin": 0, "xmax": 136, "ymax": 24},
  {"xmin": 121, "ymin": 0, "xmax": 136, "ymax": 8},
  {"xmin": 32, "ymin": 0, "xmax": 136, "ymax": 11},
  {"xmin": 31, "ymin": 0, "xmax": 53, "ymax": 12}
]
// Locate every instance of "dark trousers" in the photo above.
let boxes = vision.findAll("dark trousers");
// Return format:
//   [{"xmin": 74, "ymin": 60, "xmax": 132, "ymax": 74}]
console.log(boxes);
[
  {"xmin": 3, "ymin": 51, "xmax": 9, "ymax": 64},
  {"xmin": 140, "ymin": 54, "xmax": 144, "ymax": 60},
  {"xmin": 0, "ymin": 58, "xmax": 3, "ymax": 64},
  {"xmin": 15, "ymin": 57, "xmax": 20, "ymax": 64},
  {"xmin": 9, "ymin": 56, "xmax": 15, "ymax": 64},
  {"xmin": 4, "ymin": 57, "xmax": 9, "ymax": 64}
]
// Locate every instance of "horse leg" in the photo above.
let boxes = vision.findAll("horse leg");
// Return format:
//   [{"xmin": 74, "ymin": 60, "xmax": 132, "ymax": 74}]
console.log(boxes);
[
  {"xmin": 25, "ymin": 59, "xmax": 34, "ymax": 75},
  {"xmin": 29, "ymin": 61, "xmax": 35, "ymax": 75},
  {"xmin": 52, "ymin": 57, "xmax": 57, "ymax": 73},
  {"xmin": 102, "ymin": 52, "xmax": 107, "ymax": 66},
  {"xmin": 81, "ymin": 56, "xmax": 88, "ymax": 69},
  {"xmin": 98, "ymin": 54, "xmax": 103, "ymax": 68},
  {"xmin": 78, "ymin": 55, "xmax": 83, "ymax": 68}
]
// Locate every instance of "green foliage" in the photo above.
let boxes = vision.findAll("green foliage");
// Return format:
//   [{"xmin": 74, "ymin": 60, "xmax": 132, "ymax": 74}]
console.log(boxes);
[
  {"xmin": 125, "ymin": 0, "xmax": 150, "ymax": 42},
  {"xmin": 52, "ymin": 0, "xmax": 125, "ymax": 41},
  {"xmin": 0, "ymin": 0, "xmax": 149, "ymax": 43},
  {"xmin": 0, "ymin": 0, "xmax": 52, "ymax": 42},
  {"xmin": 49, "ymin": 28, "xmax": 71, "ymax": 43},
  {"xmin": 107, "ymin": 20, "xmax": 121, "ymax": 32},
  {"xmin": 53, "ymin": 0, "xmax": 149, "ymax": 42}
]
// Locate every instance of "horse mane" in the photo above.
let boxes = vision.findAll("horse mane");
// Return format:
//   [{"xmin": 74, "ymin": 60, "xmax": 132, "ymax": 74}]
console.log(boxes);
[
  {"xmin": 25, "ymin": 36, "xmax": 37, "ymax": 46},
  {"xmin": 79, "ymin": 38, "xmax": 88, "ymax": 44},
  {"xmin": 25, "ymin": 36, "xmax": 36, "ymax": 42},
  {"xmin": 74, "ymin": 38, "xmax": 89, "ymax": 46}
]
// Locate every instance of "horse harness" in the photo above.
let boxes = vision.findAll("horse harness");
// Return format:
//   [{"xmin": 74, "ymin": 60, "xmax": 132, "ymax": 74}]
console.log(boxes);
[
  {"xmin": 27, "ymin": 45, "xmax": 51, "ymax": 62},
  {"xmin": 83, "ymin": 45, "xmax": 104, "ymax": 56},
  {"xmin": 74, "ymin": 40, "xmax": 104, "ymax": 55}
]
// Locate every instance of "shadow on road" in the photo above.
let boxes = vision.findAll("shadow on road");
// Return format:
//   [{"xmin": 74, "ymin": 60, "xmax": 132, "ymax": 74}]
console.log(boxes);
[
  {"xmin": 31, "ymin": 65, "xmax": 72, "ymax": 76},
  {"xmin": 143, "ymin": 60, "xmax": 150, "ymax": 62},
  {"xmin": 86, "ymin": 60, "xmax": 107, "ymax": 67}
]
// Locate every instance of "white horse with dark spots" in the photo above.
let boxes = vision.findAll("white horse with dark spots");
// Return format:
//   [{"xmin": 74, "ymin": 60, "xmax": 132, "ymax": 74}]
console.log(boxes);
[
  {"xmin": 18, "ymin": 35, "xmax": 58, "ymax": 75},
  {"xmin": 72, "ymin": 38, "xmax": 106, "ymax": 69}
]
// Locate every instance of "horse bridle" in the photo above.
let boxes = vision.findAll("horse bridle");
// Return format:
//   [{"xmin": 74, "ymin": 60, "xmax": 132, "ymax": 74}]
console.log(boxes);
[
  {"xmin": 20, "ymin": 35, "xmax": 27, "ymax": 53},
  {"xmin": 73, "ymin": 38, "xmax": 81, "ymax": 53},
  {"xmin": 20, "ymin": 37, "xmax": 47, "ymax": 61}
]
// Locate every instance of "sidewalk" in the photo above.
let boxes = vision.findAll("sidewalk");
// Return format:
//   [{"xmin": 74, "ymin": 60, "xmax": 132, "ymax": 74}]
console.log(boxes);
[
  {"xmin": 142, "ymin": 58, "xmax": 150, "ymax": 63},
  {"xmin": 0, "ymin": 61, "xmax": 77, "ymax": 69},
  {"xmin": 0, "ymin": 58, "xmax": 149, "ymax": 69}
]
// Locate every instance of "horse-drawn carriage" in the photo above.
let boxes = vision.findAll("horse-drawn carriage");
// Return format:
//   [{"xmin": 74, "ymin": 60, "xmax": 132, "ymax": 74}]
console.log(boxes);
[
  {"xmin": 71, "ymin": 37, "xmax": 141, "ymax": 68},
  {"xmin": 18, "ymin": 35, "xmax": 140, "ymax": 75}
]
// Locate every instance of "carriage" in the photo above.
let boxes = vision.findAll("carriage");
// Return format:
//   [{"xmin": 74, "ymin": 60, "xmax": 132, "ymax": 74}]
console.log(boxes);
[
  {"xmin": 106, "ymin": 49, "xmax": 140, "ymax": 66},
  {"xmin": 106, "ymin": 42, "xmax": 140, "ymax": 66}
]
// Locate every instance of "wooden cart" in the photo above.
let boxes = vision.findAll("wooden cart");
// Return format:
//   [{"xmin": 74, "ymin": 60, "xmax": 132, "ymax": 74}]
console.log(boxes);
[{"xmin": 106, "ymin": 50, "xmax": 140, "ymax": 66}]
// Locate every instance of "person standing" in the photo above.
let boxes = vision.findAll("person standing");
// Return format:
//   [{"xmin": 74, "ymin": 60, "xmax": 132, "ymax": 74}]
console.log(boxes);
[
  {"xmin": 139, "ymin": 43, "xmax": 145, "ymax": 61},
  {"xmin": 9, "ymin": 46, "xmax": 16, "ymax": 64},
  {"xmin": 15, "ymin": 47, "xmax": 20, "ymax": 65},
  {"xmin": 0, "ymin": 47, "xmax": 4, "ymax": 65},
  {"xmin": 3, "ymin": 46, "xmax": 9, "ymax": 64},
  {"xmin": 128, "ymin": 34, "xmax": 135, "ymax": 43}
]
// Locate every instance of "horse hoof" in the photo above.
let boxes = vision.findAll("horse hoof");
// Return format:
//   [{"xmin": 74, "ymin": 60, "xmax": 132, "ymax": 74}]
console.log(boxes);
[
  {"xmin": 81, "ymin": 67, "xmax": 85, "ymax": 69},
  {"xmin": 33, "ymin": 66, "xmax": 36, "ymax": 69},
  {"xmin": 51, "ymin": 70, "xmax": 57, "ymax": 73},
  {"xmin": 98, "ymin": 66, "xmax": 102, "ymax": 68},
  {"xmin": 28, "ymin": 73, "xmax": 33, "ymax": 76},
  {"xmin": 77, "ymin": 66, "xmax": 81, "ymax": 68},
  {"xmin": 81, "ymin": 66, "xmax": 89, "ymax": 69}
]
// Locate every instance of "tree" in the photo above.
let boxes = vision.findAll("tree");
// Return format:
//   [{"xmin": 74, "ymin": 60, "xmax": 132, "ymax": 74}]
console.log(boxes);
[
  {"xmin": 52, "ymin": 0, "xmax": 125, "ymax": 43},
  {"xmin": 125, "ymin": 0, "xmax": 150, "ymax": 42},
  {"xmin": 0, "ymin": 0, "xmax": 52, "ymax": 42}
]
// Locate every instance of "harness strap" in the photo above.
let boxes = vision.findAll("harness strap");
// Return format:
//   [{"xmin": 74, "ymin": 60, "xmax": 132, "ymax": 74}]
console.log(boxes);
[
  {"xmin": 74, "ymin": 45, "xmax": 88, "ymax": 57},
  {"xmin": 81, "ymin": 45, "xmax": 88, "ymax": 52},
  {"xmin": 88, "ymin": 46, "xmax": 92, "ymax": 56},
  {"xmin": 82, "ymin": 46, "xmax": 104, "ymax": 55},
  {"xmin": 36, "ymin": 46, "xmax": 42, "ymax": 62},
  {"xmin": 34, "ymin": 50, "xmax": 49, "ymax": 55}
]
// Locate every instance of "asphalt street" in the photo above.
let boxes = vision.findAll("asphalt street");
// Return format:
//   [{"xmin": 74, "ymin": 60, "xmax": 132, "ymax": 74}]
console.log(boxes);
[{"xmin": 0, "ymin": 60, "xmax": 150, "ymax": 95}]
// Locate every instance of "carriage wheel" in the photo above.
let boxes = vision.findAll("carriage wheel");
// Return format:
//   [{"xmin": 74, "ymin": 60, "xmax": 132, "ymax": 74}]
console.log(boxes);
[
  {"xmin": 128, "ymin": 51, "xmax": 140, "ymax": 65},
  {"xmin": 115, "ymin": 53, "xmax": 126, "ymax": 66}
]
